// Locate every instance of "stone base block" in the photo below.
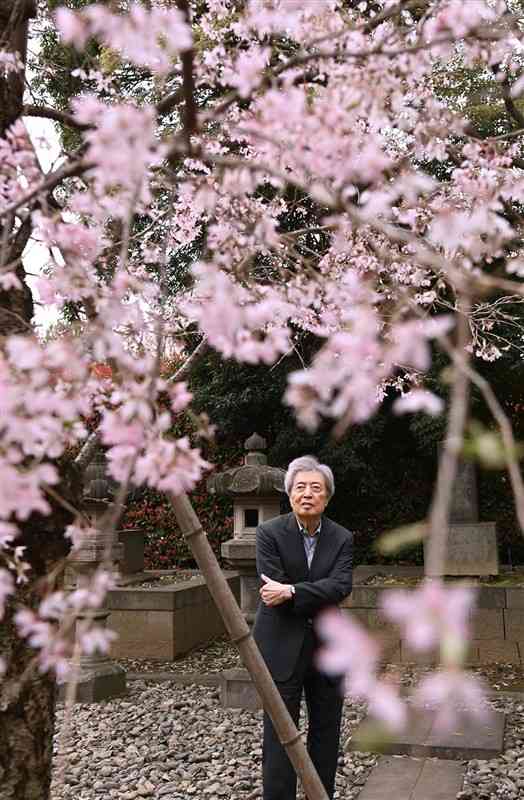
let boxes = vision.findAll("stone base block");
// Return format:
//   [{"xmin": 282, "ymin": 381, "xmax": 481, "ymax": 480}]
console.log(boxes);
[
  {"xmin": 442, "ymin": 522, "xmax": 498, "ymax": 576},
  {"xmin": 351, "ymin": 708, "xmax": 505, "ymax": 760},
  {"xmin": 59, "ymin": 662, "xmax": 126, "ymax": 703},
  {"xmin": 474, "ymin": 639, "xmax": 521, "ymax": 663},
  {"xmin": 358, "ymin": 757, "xmax": 465, "ymax": 800},
  {"xmin": 504, "ymin": 609, "xmax": 524, "ymax": 640},
  {"xmin": 220, "ymin": 668, "xmax": 261, "ymax": 711},
  {"xmin": 118, "ymin": 529, "xmax": 145, "ymax": 574},
  {"xmin": 471, "ymin": 608, "xmax": 505, "ymax": 639}
]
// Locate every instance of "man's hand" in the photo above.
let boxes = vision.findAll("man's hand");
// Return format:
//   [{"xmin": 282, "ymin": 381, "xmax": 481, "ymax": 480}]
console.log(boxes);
[{"xmin": 260, "ymin": 574, "xmax": 293, "ymax": 606}]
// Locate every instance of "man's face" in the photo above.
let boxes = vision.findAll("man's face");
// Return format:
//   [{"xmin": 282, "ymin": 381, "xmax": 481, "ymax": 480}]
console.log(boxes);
[{"xmin": 290, "ymin": 470, "xmax": 328, "ymax": 519}]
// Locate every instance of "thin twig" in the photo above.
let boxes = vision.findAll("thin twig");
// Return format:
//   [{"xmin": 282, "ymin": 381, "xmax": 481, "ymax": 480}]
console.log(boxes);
[
  {"xmin": 167, "ymin": 336, "xmax": 208, "ymax": 383},
  {"xmin": 23, "ymin": 103, "xmax": 92, "ymax": 131},
  {"xmin": 0, "ymin": 159, "xmax": 93, "ymax": 220}
]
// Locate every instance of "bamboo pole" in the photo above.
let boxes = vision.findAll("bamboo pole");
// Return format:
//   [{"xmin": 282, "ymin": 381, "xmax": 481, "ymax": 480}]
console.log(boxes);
[{"xmin": 169, "ymin": 491, "xmax": 329, "ymax": 800}]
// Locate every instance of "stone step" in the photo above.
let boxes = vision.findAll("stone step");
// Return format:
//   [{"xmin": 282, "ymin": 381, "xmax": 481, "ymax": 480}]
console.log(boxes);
[
  {"xmin": 350, "ymin": 709, "xmax": 505, "ymax": 760},
  {"xmin": 357, "ymin": 756, "xmax": 465, "ymax": 800}
]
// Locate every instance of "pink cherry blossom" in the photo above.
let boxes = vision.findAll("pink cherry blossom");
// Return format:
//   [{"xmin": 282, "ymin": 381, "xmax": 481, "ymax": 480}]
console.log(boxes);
[
  {"xmin": 15, "ymin": 608, "xmax": 72, "ymax": 680},
  {"xmin": 367, "ymin": 679, "xmax": 407, "ymax": 733},
  {"xmin": 424, "ymin": 1, "xmax": 500, "ymax": 42},
  {"xmin": 0, "ymin": 271, "xmax": 21, "ymax": 290},
  {"xmin": 316, "ymin": 609, "xmax": 406, "ymax": 731},
  {"xmin": 0, "ymin": 50, "xmax": 23, "ymax": 76},
  {"xmin": 54, "ymin": 8, "xmax": 90, "ymax": 49},
  {"xmin": 64, "ymin": 523, "xmax": 95, "ymax": 551},
  {"xmin": 0, "ymin": 522, "xmax": 18, "ymax": 547},
  {"xmin": 316, "ymin": 608, "xmax": 380, "ymax": 681},
  {"xmin": 222, "ymin": 47, "xmax": 270, "ymax": 98},
  {"xmin": 413, "ymin": 670, "xmax": 488, "ymax": 732},
  {"xmin": 57, "ymin": 3, "xmax": 192, "ymax": 73},
  {"xmin": 393, "ymin": 389, "xmax": 444, "ymax": 416},
  {"xmin": 79, "ymin": 626, "xmax": 117, "ymax": 656},
  {"xmin": 381, "ymin": 581, "xmax": 476, "ymax": 658},
  {"xmin": 169, "ymin": 382, "xmax": 193, "ymax": 413}
]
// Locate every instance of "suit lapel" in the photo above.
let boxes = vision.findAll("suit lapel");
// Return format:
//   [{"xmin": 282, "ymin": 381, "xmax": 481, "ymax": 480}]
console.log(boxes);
[{"xmin": 308, "ymin": 518, "xmax": 338, "ymax": 581}]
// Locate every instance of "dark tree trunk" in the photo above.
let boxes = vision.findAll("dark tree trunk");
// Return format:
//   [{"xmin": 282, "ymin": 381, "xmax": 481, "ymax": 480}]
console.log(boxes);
[
  {"xmin": 1, "ymin": 585, "xmax": 61, "ymax": 800},
  {"xmin": 0, "ymin": 4, "xmax": 80, "ymax": 799},
  {"xmin": 0, "ymin": 0, "xmax": 36, "ymax": 339},
  {"xmin": 0, "ymin": 491, "xmax": 80, "ymax": 800}
]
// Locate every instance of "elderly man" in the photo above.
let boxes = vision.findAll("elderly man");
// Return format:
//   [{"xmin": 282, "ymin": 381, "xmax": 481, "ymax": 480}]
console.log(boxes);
[{"xmin": 252, "ymin": 455, "xmax": 353, "ymax": 800}]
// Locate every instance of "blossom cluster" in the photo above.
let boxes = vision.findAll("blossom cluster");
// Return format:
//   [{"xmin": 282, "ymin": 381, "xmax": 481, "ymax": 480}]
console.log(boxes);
[
  {"xmin": 317, "ymin": 580, "xmax": 487, "ymax": 732},
  {"xmin": 55, "ymin": 3, "xmax": 192, "ymax": 73}
]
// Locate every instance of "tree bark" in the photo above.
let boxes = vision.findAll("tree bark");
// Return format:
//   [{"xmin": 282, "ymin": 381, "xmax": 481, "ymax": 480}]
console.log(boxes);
[
  {"xmin": 0, "ymin": 488, "xmax": 81, "ymax": 800},
  {"xmin": 0, "ymin": 4, "xmax": 80, "ymax": 799},
  {"xmin": 0, "ymin": 0, "xmax": 36, "ymax": 339}
]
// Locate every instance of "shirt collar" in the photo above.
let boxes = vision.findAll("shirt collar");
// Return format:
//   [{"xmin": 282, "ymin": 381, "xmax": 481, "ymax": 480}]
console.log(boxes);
[{"xmin": 295, "ymin": 516, "xmax": 322, "ymax": 537}]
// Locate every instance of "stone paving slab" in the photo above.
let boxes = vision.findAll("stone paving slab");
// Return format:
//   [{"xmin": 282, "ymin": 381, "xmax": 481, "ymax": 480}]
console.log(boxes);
[
  {"xmin": 358, "ymin": 756, "xmax": 465, "ymax": 800},
  {"xmin": 351, "ymin": 709, "xmax": 504, "ymax": 760}
]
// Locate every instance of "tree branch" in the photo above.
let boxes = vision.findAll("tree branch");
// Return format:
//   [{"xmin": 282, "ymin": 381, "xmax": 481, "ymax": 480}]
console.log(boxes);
[
  {"xmin": 493, "ymin": 65, "xmax": 524, "ymax": 129},
  {"xmin": 167, "ymin": 336, "xmax": 208, "ymax": 383},
  {"xmin": 74, "ymin": 337, "xmax": 209, "ymax": 471},
  {"xmin": 0, "ymin": 158, "xmax": 93, "ymax": 220},
  {"xmin": 156, "ymin": 86, "xmax": 184, "ymax": 116},
  {"xmin": 23, "ymin": 103, "xmax": 92, "ymax": 131},
  {"xmin": 176, "ymin": 0, "xmax": 197, "ymax": 151}
]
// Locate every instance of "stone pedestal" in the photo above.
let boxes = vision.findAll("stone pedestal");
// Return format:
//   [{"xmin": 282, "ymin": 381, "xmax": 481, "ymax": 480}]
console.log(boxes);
[
  {"xmin": 209, "ymin": 433, "xmax": 285, "ymax": 708},
  {"xmin": 444, "ymin": 521, "xmax": 498, "ymax": 576},
  {"xmin": 118, "ymin": 528, "xmax": 145, "ymax": 574},
  {"xmin": 64, "ymin": 447, "xmax": 127, "ymax": 702},
  {"xmin": 59, "ymin": 606, "xmax": 126, "ymax": 702},
  {"xmin": 209, "ymin": 433, "xmax": 285, "ymax": 625},
  {"xmin": 221, "ymin": 668, "xmax": 262, "ymax": 711},
  {"xmin": 71, "ymin": 661, "xmax": 127, "ymax": 703},
  {"xmin": 449, "ymin": 459, "xmax": 479, "ymax": 523},
  {"xmin": 220, "ymin": 539, "xmax": 257, "ymax": 623}
]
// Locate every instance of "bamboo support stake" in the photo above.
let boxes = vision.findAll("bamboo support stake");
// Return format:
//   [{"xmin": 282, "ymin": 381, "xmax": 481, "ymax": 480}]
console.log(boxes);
[{"xmin": 169, "ymin": 491, "xmax": 329, "ymax": 800}]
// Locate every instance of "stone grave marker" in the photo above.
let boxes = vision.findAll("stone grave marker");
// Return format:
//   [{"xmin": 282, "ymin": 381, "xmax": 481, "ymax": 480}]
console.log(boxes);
[{"xmin": 426, "ymin": 452, "xmax": 498, "ymax": 576}]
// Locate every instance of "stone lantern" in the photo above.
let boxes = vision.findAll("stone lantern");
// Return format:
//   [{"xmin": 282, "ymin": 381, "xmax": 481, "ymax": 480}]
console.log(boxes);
[
  {"xmin": 65, "ymin": 447, "xmax": 126, "ymax": 702},
  {"xmin": 208, "ymin": 433, "xmax": 285, "ymax": 623}
]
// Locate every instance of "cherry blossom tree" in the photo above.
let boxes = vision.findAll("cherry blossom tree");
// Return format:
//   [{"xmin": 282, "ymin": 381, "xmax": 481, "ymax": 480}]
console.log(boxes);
[{"xmin": 3, "ymin": 1, "xmax": 524, "ymax": 797}]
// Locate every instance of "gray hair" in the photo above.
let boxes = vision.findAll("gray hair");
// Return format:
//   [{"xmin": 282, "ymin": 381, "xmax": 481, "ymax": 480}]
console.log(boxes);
[{"xmin": 284, "ymin": 456, "xmax": 335, "ymax": 499}]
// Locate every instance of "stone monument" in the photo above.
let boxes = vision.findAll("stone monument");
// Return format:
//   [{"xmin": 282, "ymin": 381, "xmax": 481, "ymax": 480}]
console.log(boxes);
[
  {"xmin": 428, "ymin": 453, "xmax": 498, "ymax": 576},
  {"xmin": 64, "ymin": 447, "xmax": 127, "ymax": 702},
  {"xmin": 208, "ymin": 433, "xmax": 285, "ymax": 710},
  {"xmin": 208, "ymin": 432, "xmax": 285, "ymax": 623}
]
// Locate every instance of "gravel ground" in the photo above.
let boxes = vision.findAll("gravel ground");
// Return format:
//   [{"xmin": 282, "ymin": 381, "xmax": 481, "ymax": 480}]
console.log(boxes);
[
  {"xmin": 50, "ymin": 681, "xmax": 376, "ymax": 800},
  {"xmin": 50, "ymin": 676, "xmax": 524, "ymax": 800},
  {"xmin": 117, "ymin": 635, "xmax": 524, "ymax": 691},
  {"xmin": 116, "ymin": 636, "xmax": 241, "ymax": 675},
  {"xmin": 129, "ymin": 571, "xmax": 203, "ymax": 588},
  {"xmin": 459, "ymin": 697, "xmax": 524, "ymax": 800},
  {"xmin": 52, "ymin": 631, "xmax": 524, "ymax": 800}
]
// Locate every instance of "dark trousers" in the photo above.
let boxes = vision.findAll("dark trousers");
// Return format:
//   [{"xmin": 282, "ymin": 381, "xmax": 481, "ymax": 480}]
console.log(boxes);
[{"xmin": 262, "ymin": 627, "xmax": 343, "ymax": 800}]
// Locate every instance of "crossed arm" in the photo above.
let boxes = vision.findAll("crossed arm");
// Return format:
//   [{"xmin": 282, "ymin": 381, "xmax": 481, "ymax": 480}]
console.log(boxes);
[{"xmin": 256, "ymin": 526, "xmax": 353, "ymax": 616}]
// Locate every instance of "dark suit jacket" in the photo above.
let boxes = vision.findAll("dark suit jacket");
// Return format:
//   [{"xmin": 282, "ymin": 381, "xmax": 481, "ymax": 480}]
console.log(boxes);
[{"xmin": 252, "ymin": 512, "xmax": 353, "ymax": 681}]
